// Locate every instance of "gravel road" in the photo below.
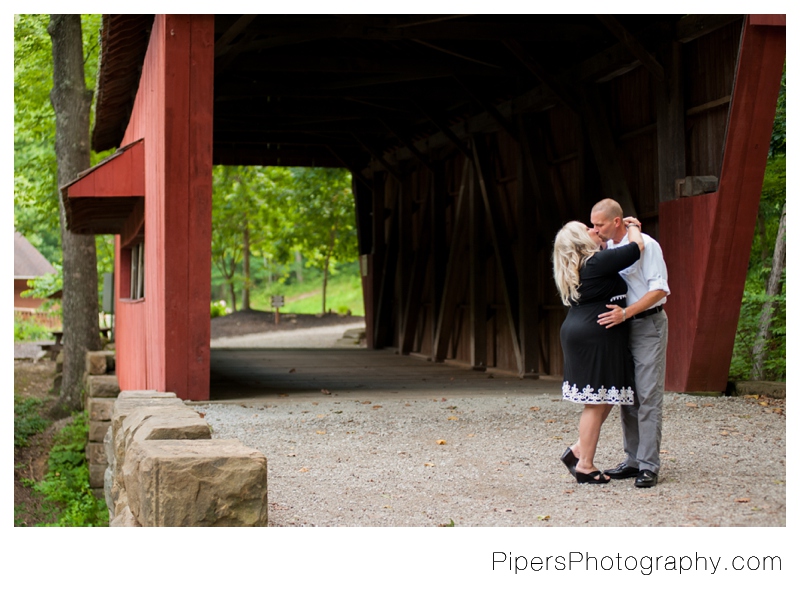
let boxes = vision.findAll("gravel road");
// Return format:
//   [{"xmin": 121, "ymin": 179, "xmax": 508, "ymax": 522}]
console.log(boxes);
[{"xmin": 193, "ymin": 380, "xmax": 786, "ymax": 527}]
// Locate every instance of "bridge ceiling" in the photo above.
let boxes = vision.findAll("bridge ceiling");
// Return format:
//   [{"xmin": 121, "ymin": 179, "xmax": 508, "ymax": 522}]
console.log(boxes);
[{"xmin": 93, "ymin": 14, "xmax": 742, "ymax": 170}]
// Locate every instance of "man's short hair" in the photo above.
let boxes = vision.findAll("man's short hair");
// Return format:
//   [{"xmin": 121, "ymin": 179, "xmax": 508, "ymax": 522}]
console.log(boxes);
[{"xmin": 592, "ymin": 198, "xmax": 623, "ymax": 220}]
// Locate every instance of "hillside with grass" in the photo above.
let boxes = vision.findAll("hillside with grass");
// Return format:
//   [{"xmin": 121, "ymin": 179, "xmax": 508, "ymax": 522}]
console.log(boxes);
[{"xmin": 212, "ymin": 260, "xmax": 364, "ymax": 317}]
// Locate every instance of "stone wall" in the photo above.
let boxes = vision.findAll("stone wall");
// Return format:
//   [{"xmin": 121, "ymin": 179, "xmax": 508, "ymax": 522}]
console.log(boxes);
[
  {"xmin": 84, "ymin": 350, "xmax": 120, "ymax": 498},
  {"xmin": 104, "ymin": 390, "xmax": 268, "ymax": 526}
]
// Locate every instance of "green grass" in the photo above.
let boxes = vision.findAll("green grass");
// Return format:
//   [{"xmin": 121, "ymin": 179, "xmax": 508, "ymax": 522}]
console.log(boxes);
[
  {"xmin": 249, "ymin": 262, "xmax": 364, "ymax": 316},
  {"xmin": 14, "ymin": 317, "xmax": 54, "ymax": 342},
  {"xmin": 33, "ymin": 411, "xmax": 109, "ymax": 527},
  {"xmin": 14, "ymin": 395, "xmax": 52, "ymax": 448}
]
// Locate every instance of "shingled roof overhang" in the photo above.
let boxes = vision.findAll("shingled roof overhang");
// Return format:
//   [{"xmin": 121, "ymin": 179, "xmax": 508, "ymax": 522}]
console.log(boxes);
[{"xmin": 91, "ymin": 14, "xmax": 744, "ymax": 172}]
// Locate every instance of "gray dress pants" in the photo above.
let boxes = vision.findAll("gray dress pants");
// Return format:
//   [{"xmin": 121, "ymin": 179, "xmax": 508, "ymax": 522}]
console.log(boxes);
[{"xmin": 621, "ymin": 310, "xmax": 668, "ymax": 473}]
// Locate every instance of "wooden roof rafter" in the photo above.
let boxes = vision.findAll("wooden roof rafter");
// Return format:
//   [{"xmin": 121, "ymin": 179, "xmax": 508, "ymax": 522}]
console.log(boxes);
[{"xmin": 92, "ymin": 14, "xmax": 746, "ymax": 172}]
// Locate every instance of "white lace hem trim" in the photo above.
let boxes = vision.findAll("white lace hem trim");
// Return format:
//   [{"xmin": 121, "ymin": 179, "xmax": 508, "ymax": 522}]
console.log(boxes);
[{"xmin": 562, "ymin": 381, "xmax": 634, "ymax": 405}]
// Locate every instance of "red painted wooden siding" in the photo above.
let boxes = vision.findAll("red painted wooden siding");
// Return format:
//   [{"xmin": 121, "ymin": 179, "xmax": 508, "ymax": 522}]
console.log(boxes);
[
  {"xmin": 114, "ymin": 15, "xmax": 214, "ymax": 400},
  {"xmin": 68, "ymin": 140, "xmax": 145, "ymax": 198},
  {"xmin": 661, "ymin": 16, "xmax": 785, "ymax": 392}
]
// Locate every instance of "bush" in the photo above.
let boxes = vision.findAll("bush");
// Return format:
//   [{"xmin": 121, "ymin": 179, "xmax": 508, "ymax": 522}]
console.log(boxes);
[
  {"xmin": 210, "ymin": 299, "xmax": 231, "ymax": 318},
  {"xmin": 14, "ymin": 317, "xmax": 52, "ymax": 342},
  {"xmin": 33, "ymin": 411, "xmax": 109, "ymax": 526},
  {"xmin": 729, "ymin": 279, "xmax": 786, "ymax": 382}
]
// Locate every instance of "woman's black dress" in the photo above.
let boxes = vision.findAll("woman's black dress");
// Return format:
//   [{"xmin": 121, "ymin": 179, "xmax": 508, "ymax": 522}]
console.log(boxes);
[{"xmin": 560, "ymin": 242, "xmax": 640, "ymax": 405}]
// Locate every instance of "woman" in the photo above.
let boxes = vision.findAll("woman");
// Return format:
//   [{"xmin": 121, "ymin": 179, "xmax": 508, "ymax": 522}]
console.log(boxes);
[{"xmin": 552, "ymin": 219, "xmax": 643, "ymax": 484}]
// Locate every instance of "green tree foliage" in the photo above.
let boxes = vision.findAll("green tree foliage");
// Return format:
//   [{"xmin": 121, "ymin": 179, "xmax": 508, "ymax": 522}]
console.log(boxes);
[
  {"xmin": 211, "ymin": 166, "xmax": 358, "ymax": 313},
  {"xmin": 729, "ymin": 67, "xmax": 786, "ymax": 381},
  {"xmin": 286, "ymin": 167, "xmax": 358, "ymax": 313},
  {"xmin": 14, "ymin": 14, "xmax": 114, "ymax": 297},
  {"xmin": 211, "ymin": 165, "xmax": 294, "ymax": 310}
]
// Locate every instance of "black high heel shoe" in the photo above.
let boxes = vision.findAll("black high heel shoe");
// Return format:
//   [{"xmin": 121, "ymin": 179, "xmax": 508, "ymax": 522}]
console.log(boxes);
[
  {"xmin": 560, "ymin": 447, "xmax": 579, "ymax": 477},
  {"xmin": 575, "ymin": 470, "xmax": 610, "ymax": 484}
]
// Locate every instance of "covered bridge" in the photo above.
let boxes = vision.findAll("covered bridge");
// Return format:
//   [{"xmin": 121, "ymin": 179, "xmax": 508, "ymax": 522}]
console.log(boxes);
[{"xmin": 62, "ymin": 14, "xmax": 786, "ymax": 400}]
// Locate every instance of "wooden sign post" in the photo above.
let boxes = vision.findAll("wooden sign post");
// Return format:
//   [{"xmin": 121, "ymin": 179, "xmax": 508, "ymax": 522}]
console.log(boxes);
[{"xmin": 271, "ymin": 295, "xmax": 285, "ymax": 324}]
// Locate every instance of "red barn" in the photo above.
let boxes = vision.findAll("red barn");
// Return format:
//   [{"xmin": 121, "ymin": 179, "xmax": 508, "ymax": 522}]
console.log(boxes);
[{"xmin": 62, "ymin": 14, "xmax": 785, "ymax": 400}]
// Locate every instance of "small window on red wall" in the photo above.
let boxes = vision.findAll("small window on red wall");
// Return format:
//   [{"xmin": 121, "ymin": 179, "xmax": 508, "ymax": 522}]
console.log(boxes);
[{"xmin": 130, "ymin": 242, "xmax": 144, "ymax": 300}]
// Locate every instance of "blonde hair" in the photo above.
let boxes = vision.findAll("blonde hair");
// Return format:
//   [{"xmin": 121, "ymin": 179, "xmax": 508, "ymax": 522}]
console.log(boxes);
[{"xmin": 552, "ymin": 221, "xmax": 599, "ymax": 306}]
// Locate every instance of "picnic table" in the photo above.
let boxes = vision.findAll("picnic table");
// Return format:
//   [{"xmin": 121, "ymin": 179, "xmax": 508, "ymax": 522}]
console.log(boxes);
[
  {"xmin": 40, "ymin": 330, "xmax": 63, "ymax": 361},
  {"xmin": 39, "ymin": 328, "xmax": 111, "ymax": 361}
]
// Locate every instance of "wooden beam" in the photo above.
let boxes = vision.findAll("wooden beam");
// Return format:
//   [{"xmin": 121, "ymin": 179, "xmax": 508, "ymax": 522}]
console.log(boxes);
[
  {"xmin": 430, "ymin": 163, "xmax": 448, "ymax": 353},
  {"xmin": 503, "ymin": 40, "xmax": 581, "ymax": 113},
  {"xmin": 411, "ymin": 39, "xmax": 504, "ymax": 70},
  {"xmin": 468, "ymin": 161, "xmax": 487, "ymax": 370},
  {"xmin": 325, "ymin": 145, "xmax": 371, "ymax": 187},
  {"xmin": 676, "ymin": 14, "xmax": 743, "ymax": 43},
  {"xmin": 413, "ymin": 101, "xmax": 473, "ymax": 160},
  {"xmin": 656, "ymin": 40, "xmax": 686, "ymax": 204},
  {"xmin": 351, "ymin": 133, "xmax": 402, "ymax": 182},
  {"xmin": 685, "ymin": 95, "xmax": 731, "ymax": 117},
  {"xmin": 351, "ymin": 175, "xmax": 374, "ymax": 256},
  {"xmin": 519, "ymin": 114, "xmax": 565, "ymax": 238},
  {"xmin": 214, "ymin": 15, "xmax": 257, "ymax": 57},
  {"xmin": 472, "ymin": 134, "xmax": 523, "ymax": 376},
  {"xmin": 432, "ymin": 161, "xmax": 470, "ymax": 362},
  {"xmin": 454, "ymin": 75, "xmax": 518, "ymax": 141},
  {"xmin": 396, "ymin": 174, "xmax": 414, "ymax": 350},
  {"xmin": 374, "ymin": 180, "xmax": 398, "ymax": 349},
  {"xmin": 379, "ymin": 118, "xmax": 434, "ymax": 172},
  {"xmin": 368, "ymin": 171, "xmax": 387, "ymax": 349},
  {"xmin": 400, "ymin": 180, "xmax": 433, "ymax": 355},
  {"xmin": 234, "ymin": 53, "xmax": 504, "ymax": 77},
  {"xmin": 516, "ymin": 131, "xmax": 541, "ymax": 378},
  {"xmin": 595, "ymin": 15, "xmax": 665, "ymax": 84},
  {"xmin": 580, "ymin": 84, "xmax": 637, "ymax": 217}
]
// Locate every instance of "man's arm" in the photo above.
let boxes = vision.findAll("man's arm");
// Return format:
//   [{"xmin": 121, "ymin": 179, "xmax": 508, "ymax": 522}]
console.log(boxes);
[{"xmin": 598, "ymin": 290, "xmax": 667, "ymax": 328}]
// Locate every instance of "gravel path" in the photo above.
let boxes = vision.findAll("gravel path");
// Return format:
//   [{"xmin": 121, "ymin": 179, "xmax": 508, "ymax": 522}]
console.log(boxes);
[
  {"xmin": 192, "ymin": 387, "xmax": 786, "ymax": 527},
  {"xmin": 210, "ymin": 322, "xmax": 365, "ymax": 349}
]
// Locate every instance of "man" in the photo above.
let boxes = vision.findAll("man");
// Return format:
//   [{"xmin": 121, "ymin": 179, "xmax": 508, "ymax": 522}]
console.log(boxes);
[{"xmin": 591, "ymin": 198, "xmax": 669, "ymax": 488}]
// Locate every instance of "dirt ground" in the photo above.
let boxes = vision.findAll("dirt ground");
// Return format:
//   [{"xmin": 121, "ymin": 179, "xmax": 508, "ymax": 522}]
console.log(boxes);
[
  {"xmin": 13, "ymin": 312, "xmax": 361, "ymax": 525},
  {"xmin": 13, "ymin": 360, "xmax": 68, "ymax": 526},
  {"xmin": 211, "ymin": 309, "xmax": 364, "ymax": 339}
]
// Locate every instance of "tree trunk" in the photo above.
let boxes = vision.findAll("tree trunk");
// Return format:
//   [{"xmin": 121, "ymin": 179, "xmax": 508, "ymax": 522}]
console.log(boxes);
[
  {"xmin": 321, "ymin": 228, "xmax": 336, "ymax": 314},
  {"xmin": 48, "ymin": 15, "xmax": 101, "ymax": 416},
  {"xmin": 295, "ymin": 250, "xmax": 304, "ymax": 283},
  {"xmin": 321, "ymin": 255, "xmax": 329, "ymax": 314},
  {"xmin": 750, "ymin": 202, "xmax": 786, "ymax": 380},
  {"xmin": 242, "ymin": 218, "xmax": 251, "ymax": 310}
]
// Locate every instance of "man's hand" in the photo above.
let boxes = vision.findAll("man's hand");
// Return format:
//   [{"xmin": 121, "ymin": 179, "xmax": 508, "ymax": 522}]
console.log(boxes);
[{"xmin": 598, "ymin": 304, "xmax": 624, "ymax": 328}]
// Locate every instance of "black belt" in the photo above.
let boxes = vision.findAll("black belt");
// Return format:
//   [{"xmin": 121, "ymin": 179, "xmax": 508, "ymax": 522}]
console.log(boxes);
[{"xmin": 630, "ymin": 305, "xmax": 663, "ymax": 321}]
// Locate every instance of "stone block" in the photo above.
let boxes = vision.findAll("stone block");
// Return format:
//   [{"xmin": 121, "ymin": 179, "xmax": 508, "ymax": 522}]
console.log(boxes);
[
  {"xmin": 86, "ymin": 351, "xmax": 108, "ymax": 375},
  {"xmin": 86, "ymin": 374, "xmax": 120, "ymax": 398},
  {"xmin": 104, "ymin": 428, "xmax": 115, "ymax": 471},
  {"xmin": 111, "ymin": 397, "xmax": 186, "ymax": 438},
  {"xmin": 104, "ymin": 466, "xmax": 116, "ymax": 518},
  {"xmin": 89, "ymin": 463, "xmax": 106, "ymax": 488},
  {"xmin": 88, "ymin": 397, "xmax": 115, "ymax": 422},
  {"xmin": 122, "ymin": 439, "xmax": 268, "ymax": 527},
  {"xmin": 91, "ymin": 487, "xmax": 105, "ymax": 500},
  {"xmin": 342, "ymin": 327, "xmax": 366, "ymax": 340},
  {"xmin": 110, "ymin": 505, "xmax": 141, "ymax": 527},
  {"xmin": 86, "ymin": 442, "xmax": 108, "ymax": 465},
  {"xmin": 89, "ymin": 420, "xmax": 111, "ymax": 443},
  {"xmin": 113, "ymin": 403, "xmax": 200, "ymax": 467},
  {"xmin": 118, "ymin": 390, "xmax": 177, "ymax": 400},
  {"xmin": 735, "ymin": 380, "xmax": 786, "ymax": 399},
  {"xmin": 104, "ymin": 351, "xmax": 116, "ymax": 372}
]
